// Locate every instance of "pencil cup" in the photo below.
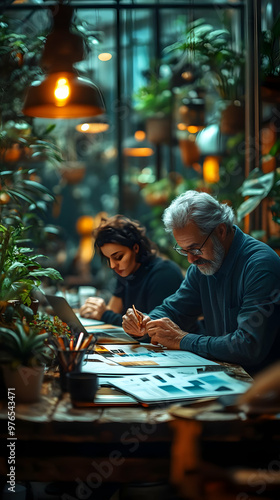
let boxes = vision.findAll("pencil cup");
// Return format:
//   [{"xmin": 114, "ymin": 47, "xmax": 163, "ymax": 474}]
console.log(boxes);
[
  {"xmin": 57, "ymin": 349, "xmax": 87, "ymax": 391},
  {"xmin": 67, "ymin": 372, "xmax": 99, "ymax": 403}
]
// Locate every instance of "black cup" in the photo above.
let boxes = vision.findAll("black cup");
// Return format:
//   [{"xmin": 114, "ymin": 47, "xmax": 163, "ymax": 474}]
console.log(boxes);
[
  {"xmin": 57, "ymin": 349, "xmax": 87, "ymax": 391},
  {"xmin": 66, "ymin": 372, "xmax": 99, "ymax": 403}
]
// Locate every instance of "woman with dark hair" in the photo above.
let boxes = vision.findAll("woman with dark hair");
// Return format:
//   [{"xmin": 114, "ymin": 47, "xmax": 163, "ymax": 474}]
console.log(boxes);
[{"xmin": 79, "ymin": 215, "xmax": 183, "ymax": 326}]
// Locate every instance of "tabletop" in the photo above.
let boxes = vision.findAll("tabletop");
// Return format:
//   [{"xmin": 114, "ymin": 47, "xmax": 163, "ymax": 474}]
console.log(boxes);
[{"xmin": 0, "ymin": 359, "xmax": 253, "ymax": 485}]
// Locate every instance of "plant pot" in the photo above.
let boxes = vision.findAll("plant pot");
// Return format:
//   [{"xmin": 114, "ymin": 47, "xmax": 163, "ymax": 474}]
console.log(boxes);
[
  {"xmin": 1, "ymin": 364, "xmax": 45, "ymax": 403},
  {"xmin": 220, "ymin": 102, "xmax": 245, "ymax": 135},
  {"xmin": 179, "ymin": 138, "xmax": 200, "ymax": 166},
  {"xmin": 146, "ymin": 115, "xmax": 172, "ymax": 144}
]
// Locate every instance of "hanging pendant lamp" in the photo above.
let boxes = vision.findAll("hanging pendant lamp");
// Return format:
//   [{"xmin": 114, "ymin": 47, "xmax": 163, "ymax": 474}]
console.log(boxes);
[
  {"xmin": 123, "ymin": 130, "xmax": 154, "ymax": 158},
  {"xmin": 22, "ymin": 4, "xmax": 105, "ymax": 119}
]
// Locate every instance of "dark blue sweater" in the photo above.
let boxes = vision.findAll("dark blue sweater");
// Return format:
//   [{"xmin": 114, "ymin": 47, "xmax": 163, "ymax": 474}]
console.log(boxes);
[
  {"xmin": 149, "ymin": 227, "xmax": 280, "ymax": 375},
  {"xmin": 101, "ymin": 256, "xmax": 183, "ymax": 326}
]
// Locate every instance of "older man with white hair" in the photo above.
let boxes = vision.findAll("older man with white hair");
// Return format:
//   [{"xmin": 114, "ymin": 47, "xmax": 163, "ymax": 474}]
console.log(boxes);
[{"xmin": 122, "ymin": 190, "xmax": 280, "ymax": 375}]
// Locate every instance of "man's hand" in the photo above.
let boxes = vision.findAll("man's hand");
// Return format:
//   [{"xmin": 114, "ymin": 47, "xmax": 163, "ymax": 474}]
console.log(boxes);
[
  {"xmin": 80, "ymin": 297, "xmax": 107, "ymax": 320},
  {"xmin": 122, "ymin": 308, "xmax": 150, "ymax": 337},
  {"xmin": 146, "ymin": 317, "xmax": 187, "ymax": 349}
]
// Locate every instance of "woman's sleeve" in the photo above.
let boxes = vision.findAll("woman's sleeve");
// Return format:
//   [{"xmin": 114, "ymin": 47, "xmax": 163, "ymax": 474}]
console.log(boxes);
[{"xmin": 101, "ymin": 309, "xmax": 123, "ymax": 326}]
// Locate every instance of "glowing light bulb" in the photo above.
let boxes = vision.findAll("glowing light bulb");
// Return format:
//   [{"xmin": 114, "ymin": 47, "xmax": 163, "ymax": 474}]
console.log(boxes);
[
  {"xmin": 134, "ymin": 130, "xmax": 146, "ymax": 141},
  {"xmin": 54, "ymin": 78, "xmax": 70, "ymax": 106},
  {"xmin": 81, "ymin": 123, "xmax": 90, "ymax": 132},
  {"xmin": 98, "ymin": 53, "xmax": 112, "ymax": 62},
  {"xmin": 203, "ymin": 156, "xmax": 220, "ymax": 183}
]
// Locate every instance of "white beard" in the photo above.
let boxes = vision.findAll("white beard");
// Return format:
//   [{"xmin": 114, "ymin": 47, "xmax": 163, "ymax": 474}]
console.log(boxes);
[{"xmin": 195, "ymin": 236, "xmax": 225, "ymax": 276}]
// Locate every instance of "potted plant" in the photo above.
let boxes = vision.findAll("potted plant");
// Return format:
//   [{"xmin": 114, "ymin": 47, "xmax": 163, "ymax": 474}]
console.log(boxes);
[
  {"xmin": 30, "ymin": 313, "xmax": 71, "ymax": 338},
  {"xmin": 164, "ymin": 19, "xmax": 245, "ymax": 135},
  {"xmin": 133, "ymin": 70, "xmax": 173, "ymax": 144},
  {"xmin": 0, "ymin": 224, "xmax": 62, "ymax": 312},
  {"xmin": 0, "ymin": 317, "xmax": 53, "ymax": 403}
]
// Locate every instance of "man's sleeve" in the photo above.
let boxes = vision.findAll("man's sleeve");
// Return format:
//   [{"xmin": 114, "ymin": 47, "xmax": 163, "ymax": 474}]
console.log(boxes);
[{"xmin": 180, "ymin": 270, "xmax": 280, "ymax": 368}]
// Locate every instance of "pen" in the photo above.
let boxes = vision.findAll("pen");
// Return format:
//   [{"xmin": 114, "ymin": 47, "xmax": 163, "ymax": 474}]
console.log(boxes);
[
  {"xmin": 75, "ymin": 332, "xmax": 84, "ymax": 351},
  {"xmin": 132, "ymin": 304, "xmax": 143, "ymax": 328}
]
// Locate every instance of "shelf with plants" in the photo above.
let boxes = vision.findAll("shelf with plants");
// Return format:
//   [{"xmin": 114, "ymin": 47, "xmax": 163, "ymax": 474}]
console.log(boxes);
[{"xmin": 0, "ymin": 14, "xmax": 67, "ymax": 400}]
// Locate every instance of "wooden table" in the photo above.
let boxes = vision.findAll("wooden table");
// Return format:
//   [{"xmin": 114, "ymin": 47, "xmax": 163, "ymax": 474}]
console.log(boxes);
[{"xmin": 0, "ymin": 361, "xmax": 255, "ymax": 497}]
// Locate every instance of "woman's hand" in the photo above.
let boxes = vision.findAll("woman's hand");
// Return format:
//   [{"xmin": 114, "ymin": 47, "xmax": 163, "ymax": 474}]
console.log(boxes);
[
  {"xmin": 80, "ymin": 297, "xmax": 107, "ymax": 320},
  {"xmin": 122, "ymin": 308, "xmax": 150, "ymax": 337},
  {"xmin": 146, "ymin": 317, "xmax": 187, "ymax": 349}
]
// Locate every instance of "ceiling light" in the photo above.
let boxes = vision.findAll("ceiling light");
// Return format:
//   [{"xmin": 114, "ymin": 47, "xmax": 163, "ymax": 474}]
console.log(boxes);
[
  {"xmin": 22, "ymin": 4, "xmax": 105, "ymax": 119},
  {"xmin": 123, "ymin": 131, "xmax": 154, "ymax": 158},
  {"xmin": 75, "ymin": 116, "xmax": 109, "ymax": 133},
  {"xmin": 98, "ymin": 53, "xmax": 112, "ymax": 62}
]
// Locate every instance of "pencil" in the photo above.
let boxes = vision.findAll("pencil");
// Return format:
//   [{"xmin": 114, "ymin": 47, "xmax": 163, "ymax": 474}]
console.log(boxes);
[
  {"xmin": 69, "ymin": 336, "xmax": 74, "ymax": 350},
  {"xmin": 57, "ymin": 337, "xmax": 66, "ymax": 350},
  {"xmin": 132, "ymin": 304, "xmax": 143, "ymax": 328},
  {"xmin": 80, "ymin": 333, "xmax": 94, "ymax": 350}
]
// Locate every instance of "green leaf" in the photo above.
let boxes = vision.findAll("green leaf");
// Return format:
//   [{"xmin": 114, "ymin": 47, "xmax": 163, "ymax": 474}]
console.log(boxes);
[
  {"xmin": 237, "ymin": 195, "xmax": 264, "ymax": 221},
  {"xmin": 5, "ymin": 189, "xmax": 35, "ymax": 204}
]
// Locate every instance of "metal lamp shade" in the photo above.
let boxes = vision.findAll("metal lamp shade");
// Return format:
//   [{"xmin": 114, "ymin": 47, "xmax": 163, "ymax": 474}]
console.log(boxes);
[{"xmin": 22, "ymin": 72, "xmax": 105, "ymax": 119}]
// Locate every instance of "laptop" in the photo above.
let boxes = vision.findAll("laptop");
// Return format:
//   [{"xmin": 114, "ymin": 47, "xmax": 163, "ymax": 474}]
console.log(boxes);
[
  {"xmin": 44, "ymin": 294, "xmax": 138, "ymax": 344},
  {"xmin": 44, "ymin": 294, "xmax": 100, "ymax": 336}
]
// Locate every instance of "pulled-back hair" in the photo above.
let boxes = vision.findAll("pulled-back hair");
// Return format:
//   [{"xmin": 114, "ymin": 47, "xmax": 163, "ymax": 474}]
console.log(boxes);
[
  {"xmin": 94, "ymin": 215, "xmax": 157, "ymax": 263},
  {"xmin": 162, "ymin": 190, "xmax": 235, "ymax": 234}
]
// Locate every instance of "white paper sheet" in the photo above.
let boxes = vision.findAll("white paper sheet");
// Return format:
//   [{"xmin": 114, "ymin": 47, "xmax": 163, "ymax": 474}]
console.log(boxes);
[
  {"xmin": 82, "ymin": 354, "xmax": 201, "ymax": 377},
  {"xmin": 94, "ymin": 343, "xmax": 218, "ymax": 367},
  {"xmin": 106, "ymin": 371, "xmax": 251, "ymax": 404}
]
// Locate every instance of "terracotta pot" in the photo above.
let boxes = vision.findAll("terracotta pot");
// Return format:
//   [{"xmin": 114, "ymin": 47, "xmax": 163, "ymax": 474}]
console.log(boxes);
[
  {"xmin": 220, "ymin": 103, "xmax": 245, "ymax": 135},
  {"xmin": 2, "ymin": 364, "xmax": 45, "ymax": 403},
  {"xmin": 179, "ymin": 139, "xmax": 200, "ymax": 166},
  {"xmin": 146, "ymin": 115, "xmax": 172, "ymax": 144},
  {"xmin": 262, "ymin": 155, "xmax": 276, "ymax": 173}
]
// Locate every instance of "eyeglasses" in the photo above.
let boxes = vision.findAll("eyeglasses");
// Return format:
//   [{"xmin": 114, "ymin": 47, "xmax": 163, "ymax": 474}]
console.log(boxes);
[{"xmin": 173, "ymin": 227, "xmax": 215, "ymax": 257}]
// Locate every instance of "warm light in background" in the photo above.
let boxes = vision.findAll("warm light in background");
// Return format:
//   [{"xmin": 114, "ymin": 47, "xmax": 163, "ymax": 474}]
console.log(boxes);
[
  {"xmin": 187, "ymin": 125, "xmax": 201, "ymax": 134},
  {"xmin": 123, "ymin": 131, "xmax": 154, "ymax": 157},
  {"xmin": 98, "ymin": 53, "xmax": 112, "ymax": 61},
  {"xmin": 123, "ymin": 147, "xmax": 154, "ymax": 157},
  {"xmin": 54, "ymin": 78, "xmax": 70, "ymax": 106},
  {"xmin": 177, "ymin": 124, "xmax": 203, "ymax": 134},
  {"xmin": 76, "ymin": 122, "xmax": 109, "ymax": 133},
  {"xmin": 134, "ymin": 130, "xmax": 146, "ymax": 141},
  {"xmin": 203, "ymin": 156, "xmax": 220, "ymax": 183},
  {"xmin": 177, "ymin": 123, "xmax": 188, "ymax": 131},
  {"xmin": 181, "ymin": 71, "xmax": 193, "ymax": 81},
  {"xmin": 22, "ymin": 5, "xmax": 105, "ymax": 119}
]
